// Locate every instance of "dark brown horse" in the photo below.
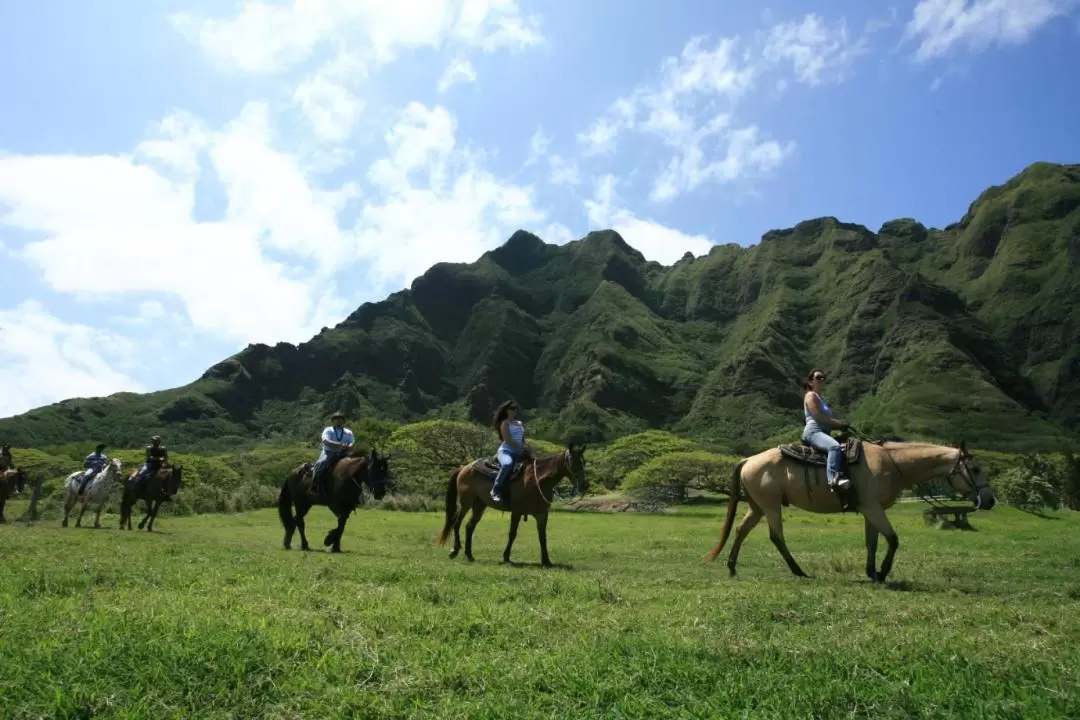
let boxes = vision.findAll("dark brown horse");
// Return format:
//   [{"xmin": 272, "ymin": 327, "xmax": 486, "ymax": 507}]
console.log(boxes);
[
  {"xmin": 119, "ymin": 465, "xmax": 184, "ymax": 531},
  {"xmin": 437, "ymin": 444, "xmax": 587, "ymax": 567},
  {"xmin": 0, "ymin": 467, "xmax": 27, "ymax": 524},
  {"xmin": 277, "ymin": 450, "xmax": 389, "ymax": 553}
]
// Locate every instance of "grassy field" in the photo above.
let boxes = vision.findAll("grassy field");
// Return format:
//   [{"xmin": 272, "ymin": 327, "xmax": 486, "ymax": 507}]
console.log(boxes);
[{"xmin": 1, "ymin": 500, "xmax": 1078, "ymax": 719}]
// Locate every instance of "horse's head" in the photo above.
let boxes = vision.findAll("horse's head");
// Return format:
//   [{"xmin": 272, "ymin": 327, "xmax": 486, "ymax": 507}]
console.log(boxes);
[
  {"xmin": 566, "ymin": 443, "xmax": 588, "ymax": 496},
  {"xmin": 166, "ymin": 465, "xmax": 183, "ymax": 497},
  {"xmin": 364, "ymin": 448, "xmax": 390, "ymax": 501},
  {"xmin": 946, "ymin": 441, "xmax": 995, "ymax": 510},
  {"xmin": 109, "ymin": 458, "xmax": 123, "ymax": 474}
]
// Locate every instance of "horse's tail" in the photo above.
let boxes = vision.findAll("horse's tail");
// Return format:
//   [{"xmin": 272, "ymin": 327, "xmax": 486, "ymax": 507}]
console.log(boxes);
[
  {"xmin": 277, "ymin": 475, "xmax": 295, "ymax": 531},
  {"xmin": 705, "ymin": 459, "xmax": 746, "ymax": 562},
  {"xmin": 436, "ymin": 467, "xmax": 460, "ymax": 546}
]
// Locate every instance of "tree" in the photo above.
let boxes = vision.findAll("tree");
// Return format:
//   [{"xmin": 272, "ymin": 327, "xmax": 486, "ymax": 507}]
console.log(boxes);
[
  {"xmin": 590, "ymin": 430, "xmax": 700, "ymax": 490},
  {"xmin": 385, "ymin": 420, "xmax": 494, "ymax": 496},
  {"xmin": 622, "ymin": 451, "xmax": 738, "ymax": 503},
  {"xmin": 996, "ymin": 453, "xmax": 1063, "ymax": 512}
]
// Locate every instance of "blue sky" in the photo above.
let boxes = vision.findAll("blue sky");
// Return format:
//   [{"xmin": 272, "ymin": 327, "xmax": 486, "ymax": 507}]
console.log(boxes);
[{"xmin": 1, "ymin": 0, "xmax": 1078, "ymax": 418}]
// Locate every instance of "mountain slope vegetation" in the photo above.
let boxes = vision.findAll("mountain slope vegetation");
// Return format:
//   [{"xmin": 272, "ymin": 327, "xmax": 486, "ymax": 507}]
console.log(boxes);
[{"xmin": 2, "ymin": 162, "xmax": 1077, "ymax": 453}]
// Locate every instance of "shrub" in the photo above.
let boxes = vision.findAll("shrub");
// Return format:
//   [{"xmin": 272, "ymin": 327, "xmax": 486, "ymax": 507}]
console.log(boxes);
[
  {"xmin": 995, "ymin": 453, "xmax": 1062, "ymax": 512},
  {"xmin": 622, "ymin": 451, "xmax": 738, "ymax": 503}
]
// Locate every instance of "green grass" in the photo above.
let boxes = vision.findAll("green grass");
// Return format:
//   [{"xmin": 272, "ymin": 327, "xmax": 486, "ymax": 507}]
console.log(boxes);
[{"xmin": 1, "ymin": 501, "xmax": 1078, "ymax": 718}]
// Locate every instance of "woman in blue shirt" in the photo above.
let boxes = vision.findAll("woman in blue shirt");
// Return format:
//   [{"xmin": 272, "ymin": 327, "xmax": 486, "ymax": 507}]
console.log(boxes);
[
  {"xmin": 490, "ymin": 400, "xmax": 527, "ymax": 503},
  {"xmin": 802, "ymin": 369, "xmax": 852, "ymax": 489}
]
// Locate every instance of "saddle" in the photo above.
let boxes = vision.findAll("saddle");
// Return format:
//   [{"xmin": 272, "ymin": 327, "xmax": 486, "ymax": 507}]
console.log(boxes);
[
  {"xmin": 778, "ymin": 437, "xmax": 863, "ymax": 468},
  {"xmin": 472, "ymin": 456, "xmax": 526, "ymax": 482}
]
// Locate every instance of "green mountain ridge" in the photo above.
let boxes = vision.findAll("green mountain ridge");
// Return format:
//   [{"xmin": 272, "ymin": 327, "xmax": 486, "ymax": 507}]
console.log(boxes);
[{"xmin": 3, "ymin": 161, "xmax": 1078, "ymax": 453}]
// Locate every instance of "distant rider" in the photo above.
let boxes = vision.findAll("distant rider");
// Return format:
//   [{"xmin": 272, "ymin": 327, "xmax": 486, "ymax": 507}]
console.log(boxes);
[
  {"xmin": 78, "ymin": 443, "xmax": 109, "ymax": 495},
  {"xmin": 311, "ymin": 411, "xmax": 354, "ymax": 494},
  {"xmin": 134, "ymin": 435, "xmax": 169, "ymax": 492}
]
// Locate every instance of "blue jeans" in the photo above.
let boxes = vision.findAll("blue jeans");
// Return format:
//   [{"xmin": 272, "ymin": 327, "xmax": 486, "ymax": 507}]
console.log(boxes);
[
  {"xmin": 804, "ymin": 431, "xmax": 842, "ymax": 482},
  {"xmin": 492, "ymin": 449, "xmax": 519, "ymax": 491}
]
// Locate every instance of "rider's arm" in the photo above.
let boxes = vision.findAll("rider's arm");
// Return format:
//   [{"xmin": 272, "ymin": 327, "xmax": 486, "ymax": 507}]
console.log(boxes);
[{"xmin": 321, "ymin": 427, "xmax": 345, "ymax": 450}]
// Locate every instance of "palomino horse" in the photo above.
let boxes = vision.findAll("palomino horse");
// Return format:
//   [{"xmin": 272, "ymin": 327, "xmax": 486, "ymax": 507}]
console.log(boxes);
[
  {"xmin": 119, "ymin": 465, "xmax": 183, "ymax": 531},
  {"xmin": 0, "ymin": 467, "xmax": 27, "ymax": 523},
  {"xmin": 277, "ymin": 450, "xmax": 389, "ymax": 553},
  {"xmin": 437, "ymin": 444, "xmax": 587, "ymax": 567},
  {"xmin": 61, "ymin": 457, "xmax": 124, "ymax": 528},
  {"xmin": 705, "ymin": 439, "xmax": 995, "ymax": 583}
]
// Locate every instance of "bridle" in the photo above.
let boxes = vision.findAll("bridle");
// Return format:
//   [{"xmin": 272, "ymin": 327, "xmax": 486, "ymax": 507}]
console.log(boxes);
[
  {"xmin": 945, "ymin": 450, "xmax": 990, "ymax": 509},
  {"xmin": 531, "ymin": 448, "xmax": 585, "ymax": 506}
]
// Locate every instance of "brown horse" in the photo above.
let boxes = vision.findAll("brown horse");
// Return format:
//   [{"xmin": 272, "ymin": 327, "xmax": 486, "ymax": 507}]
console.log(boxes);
[
  {"xmin": 0, "ymin": 467, "xmax": 27, "ymax": 523},
  {"xmin": 277, "ymin": 450, "xmax": 389, "ymax": 553},
  {"xmin": 437, "ymin": 444, "xmax": 587, "ymax": 567},
  {"xmin": 705, "ymin": 439, "xmax": 995, "ymax": 583},
  {"xmin": 119, "ymin": 465, "xmax": 184, "ymax": 531}
]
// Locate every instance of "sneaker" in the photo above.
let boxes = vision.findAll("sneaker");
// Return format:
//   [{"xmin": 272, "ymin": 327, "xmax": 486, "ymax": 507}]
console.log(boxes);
[{"xmin": 490, "ymin": 488, "xmax": 502, "ymax": 503}]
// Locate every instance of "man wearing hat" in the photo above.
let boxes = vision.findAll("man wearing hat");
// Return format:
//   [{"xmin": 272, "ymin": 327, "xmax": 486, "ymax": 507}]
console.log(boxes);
[
  {"xmin": 78, "ymin": 443, "xmax": 109, "ymax": 495},
  {"xmin": 0, "ymin": 443, "xmax": 12, "ymax": 472},
  {"xmin": 310, "ymin": 411, "xmax": 354, "ymax": 496},
  {"xmin": 134, "ymin": 435, "xmax": 169, "ymax": 493}
]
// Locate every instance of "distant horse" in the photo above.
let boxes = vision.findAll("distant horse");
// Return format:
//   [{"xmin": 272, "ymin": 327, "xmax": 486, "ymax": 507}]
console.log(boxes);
[
  {"xmin": 61, "ymin": 457, "xmax": 123, "ymax": 528},
  {"xmin": 119, "ymin": 465, "xmax": 184, "ymax": 532},
  {"xmin": 277, "ymin": 450, "xmax": 390, "ymax": 553},
  {"xmin": 437, "ymin": 444, "xmax": 587, "ymax": 567},
  {"xmin": 0, "ymin": 467, "xmax": 27, "ymax": 524},
  {"xmin": 705, "ymin": 439, "xmax": 996, "ymax": 583}
]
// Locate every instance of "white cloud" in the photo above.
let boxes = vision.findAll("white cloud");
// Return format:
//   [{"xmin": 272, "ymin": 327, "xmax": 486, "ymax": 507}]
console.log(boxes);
[
  {"xmin": 524, "ymin": 127, "xmax": 549, "ymax": 165},
  {"xmin": 438, "ymin": 56, "xmax": 477, "ymax": 92},
  {"xmin": 292, "ymin": 52, "xmax": 368, "ymax": 142},
  {"xmin": 547, "ymin": 155, "xmax": 580, "ymax": 186},
  {"xmin": 0, "ymin": 301, "xmax": 142, "ymax": 418},
  {"xmin": 0, "ymin": 107, "xmax": 349, "ymax": 346},
  {"xmin": 576, "ymin": 17, "xmax": 843, "ymax": 202},
  {"xmin": 174, "ymin": 0, "xmax": 542, "ymax": 73},
  {"xmin": 763, "ymin": 13, "xmax": 867, "ymax": 85},
  {"xmin": 585, "ymin": 175, "xmax": 714, "ymax": 266},
  {"xmin": 351, "ymin": 101, "xmax": 549, "ymax": 287},
  {"xmin": 904, "ymin": 0, "xmax": 1076, "ymax": 61}
]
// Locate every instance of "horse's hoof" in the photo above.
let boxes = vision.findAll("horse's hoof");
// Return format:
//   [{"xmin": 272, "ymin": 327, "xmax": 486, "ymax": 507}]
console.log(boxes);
[
  {"xmin": 501, "ymin": 556, "xmax": 511, "ymax": 564},
  {"xmin": 448, "ymin": 550, "xmax": 459, "ymax": 559},
  {"xmin": 283, "ymin": 544, "xmax": 291, "ymax": 550},
  {"xmin": 465, "ymin": 554, "xmax": 475, "ymax": 563},
  {"xmin": 331, "ymin": 547, "xmax": 342, "ymax": 554},
  {"xmin": 301, "ymin": 545, "xmax": 311, "ymax": 552},
  {"xmin": 61, "ymin": 520, "xmax": 68, "ymax": 528}
]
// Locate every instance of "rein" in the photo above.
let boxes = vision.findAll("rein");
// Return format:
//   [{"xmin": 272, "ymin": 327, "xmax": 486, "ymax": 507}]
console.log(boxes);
[{"xmin": 850, "ymin": 428, "xmax": 981, "ymax": 508}]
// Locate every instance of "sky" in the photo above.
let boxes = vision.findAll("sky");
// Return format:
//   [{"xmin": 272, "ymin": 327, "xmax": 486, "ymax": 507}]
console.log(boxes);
[{"xmin": 1, "ymin": 0, "xmax": 1079, "ymax": 419}]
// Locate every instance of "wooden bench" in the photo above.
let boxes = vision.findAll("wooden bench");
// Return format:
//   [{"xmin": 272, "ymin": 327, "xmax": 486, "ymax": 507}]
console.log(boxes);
[{"xmin": 922, "ymin": 505, "xmax": 977, "ymax": 529}]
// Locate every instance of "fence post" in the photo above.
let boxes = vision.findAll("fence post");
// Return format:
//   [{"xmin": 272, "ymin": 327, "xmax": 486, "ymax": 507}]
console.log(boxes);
[{"xmin": 25, "ymin": 473, "xmax": 44, "ymax": 522}]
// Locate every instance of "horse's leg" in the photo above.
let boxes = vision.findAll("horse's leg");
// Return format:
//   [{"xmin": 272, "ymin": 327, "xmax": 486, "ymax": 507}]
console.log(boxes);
[
  {"xmin": 75, "ymin": 497, "xmax": 89, "ymax": 527},
  {"xmin": 137, "ymin": 499, "xmax": 150, "ymax": 529},
  {"xmin": 726, "ymin": 498, "xmax": 764, "ymax": 577},
  {"xmin": 502, "ymin": 512, "xmax": 522, "ymax": 564},
  {"xmin": 861, "ymin": 504, "xmax": 899, "ymax": 583},
  {"xmin": 449, "ymin": 495, "xmax": 469, "ymax": 560},
  {"xmin": 328, "ymin": 512, "xmax": 349, "ymax": 554},
  {"xmin": 62, "ymin": 494, "xmax": 73, "ymax": 527},
  {"xmin": 761, "ymin": 505, "xmax": 809, "ymax": 578},
  {"xmin": 463, "ymin": 499, "xmax": 487, "ymax": 562},
  {"xmin": 295, "ymin": 498, "xmax": 311, "ymax": 551},
  {"xmin": 535, "ymin": 511, "xmax": 552, "ymax": 568},
  {"xmin": 863, "ymin": 515, "xmax": 880, "ymax": 581},
  {"xmin": 146, "ymin": 499, "xmax": 161, "ymax": 531},
  {"xmin": 94, "ymin": 500, "xmax": 105, "ymax": 529}
]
